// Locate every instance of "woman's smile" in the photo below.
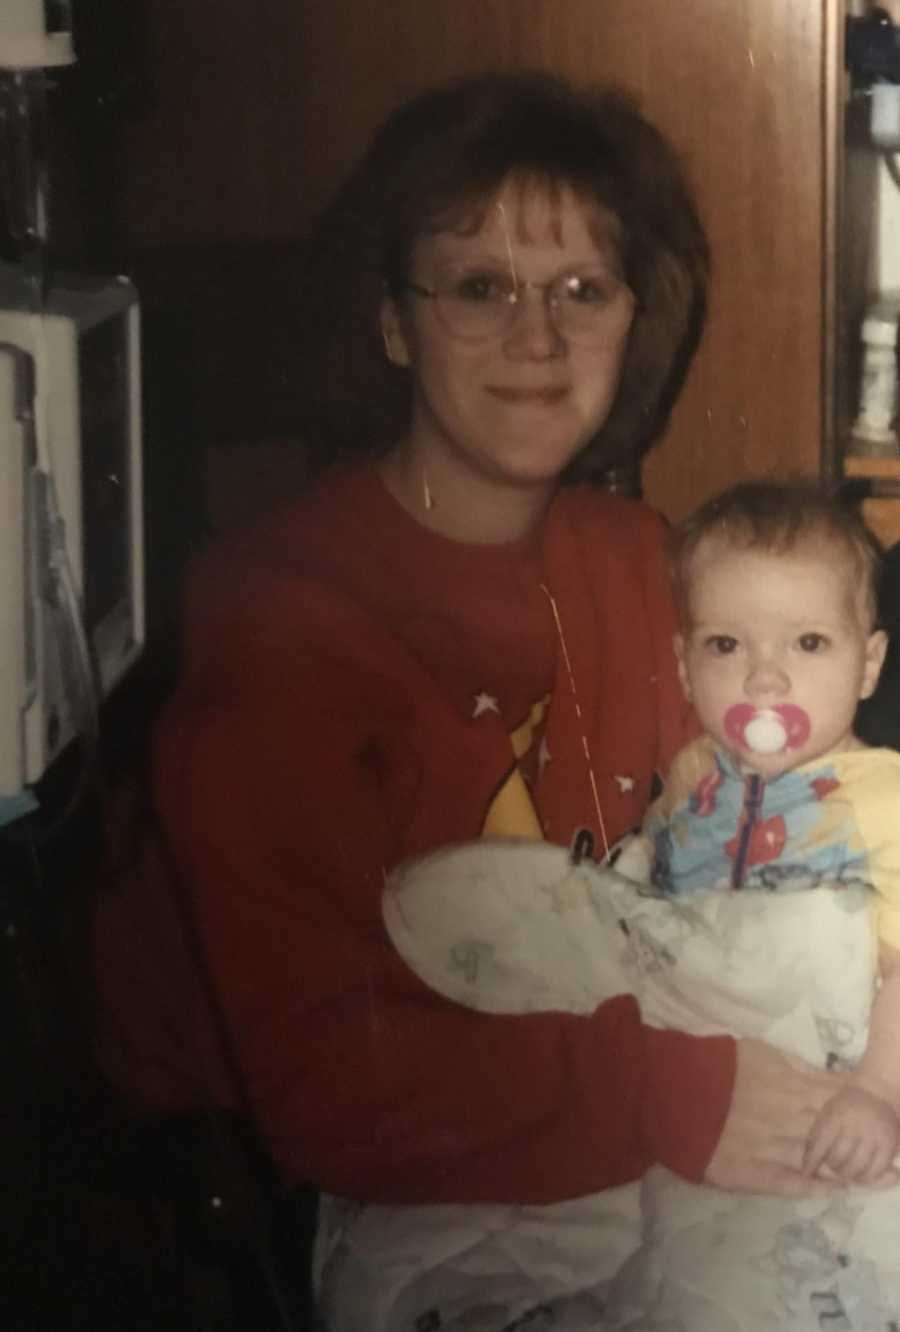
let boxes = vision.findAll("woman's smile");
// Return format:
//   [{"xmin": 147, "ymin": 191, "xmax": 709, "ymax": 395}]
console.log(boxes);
[{"xmin": 485, "ymin": 385, "xmax": 570, "ymax": 403}]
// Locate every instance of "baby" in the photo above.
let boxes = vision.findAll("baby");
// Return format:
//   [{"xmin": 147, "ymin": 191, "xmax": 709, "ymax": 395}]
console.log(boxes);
[
  {"xmin": 641, "ymin": 481, "xmax": 898, "ymax": 1184},
  {"xmin": 383, "ymin": 481, "xmax": 900, "ymax": 1187}
]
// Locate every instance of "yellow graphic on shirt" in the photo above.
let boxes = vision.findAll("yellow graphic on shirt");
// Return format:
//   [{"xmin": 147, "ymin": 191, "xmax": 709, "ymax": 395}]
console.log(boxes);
[{"xmin": 482, "ymin": 696, "xmax": 549, "ymax": 840}]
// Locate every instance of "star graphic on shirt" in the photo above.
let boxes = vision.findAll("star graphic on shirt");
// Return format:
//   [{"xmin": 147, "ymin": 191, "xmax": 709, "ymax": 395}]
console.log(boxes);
[
  {"xmin": 472, "ymin": 691, "xmax": 500, "ymax": 719},
  {"xmin": 538, "ymin": 737, "xmax": 552, "ymax": 773},
  {"xmin": 614, "ymin": 774, "xmax": 635, "ymax": 794}
]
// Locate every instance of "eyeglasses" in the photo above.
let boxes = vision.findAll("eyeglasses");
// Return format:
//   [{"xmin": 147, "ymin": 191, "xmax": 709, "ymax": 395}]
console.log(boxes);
[{"xmin": 407, "ymin": 267, "xmax": 633, "ymax": 346}]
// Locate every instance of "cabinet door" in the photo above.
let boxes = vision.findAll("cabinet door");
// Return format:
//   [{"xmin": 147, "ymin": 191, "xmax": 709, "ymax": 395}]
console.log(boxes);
[{"xmin": 124, "ymin": 0, "xmax": 836, "ymax": 518}]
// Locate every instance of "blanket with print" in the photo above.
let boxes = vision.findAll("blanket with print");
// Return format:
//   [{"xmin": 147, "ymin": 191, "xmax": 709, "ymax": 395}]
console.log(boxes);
[{"xmin": 313, "ymin": 840, "xmax": 900, "ymax": 1331}]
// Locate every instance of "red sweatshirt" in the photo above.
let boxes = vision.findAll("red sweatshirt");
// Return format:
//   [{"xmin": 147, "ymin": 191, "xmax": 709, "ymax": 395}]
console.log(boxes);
[{"xmin": 94, "ymin": 463, "xmax": 735, "ymax": 1205}]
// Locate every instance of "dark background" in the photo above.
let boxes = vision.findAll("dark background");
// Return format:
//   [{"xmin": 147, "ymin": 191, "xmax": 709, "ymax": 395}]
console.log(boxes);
[{"xmin": 1, "ymin": 5, "xmax": 315, "ymax": 1328}]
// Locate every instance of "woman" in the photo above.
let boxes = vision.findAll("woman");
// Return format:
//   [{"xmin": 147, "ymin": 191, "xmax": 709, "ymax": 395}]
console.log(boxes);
[{"xmin": 95, "ymin": 71, "xmax": 851, "ymax": 1323}]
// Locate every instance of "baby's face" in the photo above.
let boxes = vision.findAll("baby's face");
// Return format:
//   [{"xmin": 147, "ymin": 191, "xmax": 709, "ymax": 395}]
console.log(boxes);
[{"xmin": 675, "ymin": 540, "xmax": 887, "ymax": 779}]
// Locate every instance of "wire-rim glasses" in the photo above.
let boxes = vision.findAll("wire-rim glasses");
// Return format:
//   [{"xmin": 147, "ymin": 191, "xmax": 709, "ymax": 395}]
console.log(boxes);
[{"xmin": 407, "ymin": 266, "xmax": 633, "ymax": 346}]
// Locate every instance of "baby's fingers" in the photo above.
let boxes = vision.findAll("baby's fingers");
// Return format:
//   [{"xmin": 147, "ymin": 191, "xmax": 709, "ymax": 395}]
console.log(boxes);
[
  {"xmin": 803, "ymin": 1115, "xmax": 842, "ymax": 1177},
  {"xmin": 859, "ymin": 1164, "xmax": 900, "ymax": 1190},
  {"xmin": 855, "ymin": 1139, "xmax": 899, "ymax": 1186},
  {"xmin": 824, "ymin": 1129, "xmax": 871, "ymax": 1181}
]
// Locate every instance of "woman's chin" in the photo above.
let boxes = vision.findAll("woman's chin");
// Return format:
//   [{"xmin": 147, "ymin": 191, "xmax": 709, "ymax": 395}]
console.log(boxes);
[{"xmin": 490, "ymin": 430, "xmax": 594, "ymax": 486}]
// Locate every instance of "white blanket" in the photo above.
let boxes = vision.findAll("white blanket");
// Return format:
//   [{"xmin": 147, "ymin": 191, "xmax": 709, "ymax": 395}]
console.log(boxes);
[{"xmin": 315, "ymin": 840, "xmax": 900, "ymax": 1331}]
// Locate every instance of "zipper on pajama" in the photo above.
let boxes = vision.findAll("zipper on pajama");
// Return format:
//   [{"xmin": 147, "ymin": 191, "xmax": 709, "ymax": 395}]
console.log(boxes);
[{"xmin": 730, "ymin": 773, "xmax": 765, "ymax": 889}]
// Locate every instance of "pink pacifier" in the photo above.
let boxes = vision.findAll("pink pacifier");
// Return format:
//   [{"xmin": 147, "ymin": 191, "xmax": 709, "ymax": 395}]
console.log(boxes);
[{"xmin": 724, "ymin": 703, "xmax": 811, "ymax": 755}]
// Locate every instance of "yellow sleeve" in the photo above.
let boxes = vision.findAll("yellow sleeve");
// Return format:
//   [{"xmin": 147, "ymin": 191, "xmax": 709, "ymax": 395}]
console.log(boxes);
[{"xmin": 842, "ymin": 752, "xmax": 900, "ymax": 951}]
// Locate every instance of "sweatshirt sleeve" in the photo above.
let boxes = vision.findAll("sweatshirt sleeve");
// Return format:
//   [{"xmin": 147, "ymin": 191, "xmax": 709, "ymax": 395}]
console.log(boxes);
[{"xmin": 153, "ymin": 575, "xmax": 735, "ymax": 1206}]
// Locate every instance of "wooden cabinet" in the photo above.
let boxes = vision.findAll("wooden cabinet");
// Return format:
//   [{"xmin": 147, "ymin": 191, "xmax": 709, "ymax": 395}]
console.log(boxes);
[
  {"xmin": 844, "ymin": 456, "xmax": 900, "ymax": 547},
  {"xmin": 122, "ymin": 0, "xmax": 845, "ymax": 523}
]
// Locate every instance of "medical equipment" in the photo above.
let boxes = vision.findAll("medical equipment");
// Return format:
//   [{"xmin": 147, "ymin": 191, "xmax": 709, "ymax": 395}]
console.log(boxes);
[{"xmin": 0, "ymin": 0, "xmax": 144, "ymax": 800}]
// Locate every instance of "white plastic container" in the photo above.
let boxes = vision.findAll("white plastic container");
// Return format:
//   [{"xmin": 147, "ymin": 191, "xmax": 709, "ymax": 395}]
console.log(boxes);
[
  {"xmin": 872, "ymin": 84, "xmax": 900, "ymax": 151},
  {"xmin": 849, "ymin": 297, "xmax": 900, "ymax": 456}
]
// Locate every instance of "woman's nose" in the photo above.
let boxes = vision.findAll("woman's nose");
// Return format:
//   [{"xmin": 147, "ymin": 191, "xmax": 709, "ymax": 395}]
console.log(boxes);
[
  {"xmin": 744, "ymin": 655, "xmax": 790, "ymax": 698},
  {"xmin": 502, "ymin": 286, "xmax": 566, "ymax": 358}
]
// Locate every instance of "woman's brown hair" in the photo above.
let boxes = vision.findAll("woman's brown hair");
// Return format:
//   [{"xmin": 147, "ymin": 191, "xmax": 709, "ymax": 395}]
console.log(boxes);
[{"xmin": 296, "ymin": 70, "xmax": 709, "ymax": 481}]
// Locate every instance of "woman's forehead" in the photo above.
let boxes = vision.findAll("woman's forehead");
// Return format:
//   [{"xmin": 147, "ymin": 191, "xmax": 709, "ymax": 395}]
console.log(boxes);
[{"xmin": 426, "ymin": 173, "xmax": 623, "ymax": 254}]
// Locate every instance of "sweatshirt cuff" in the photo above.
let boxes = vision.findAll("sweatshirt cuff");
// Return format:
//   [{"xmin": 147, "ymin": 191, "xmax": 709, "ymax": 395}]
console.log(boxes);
[{"xmin": 639, "ymin": 1025, "xmax": 737, "ymax": 1181}]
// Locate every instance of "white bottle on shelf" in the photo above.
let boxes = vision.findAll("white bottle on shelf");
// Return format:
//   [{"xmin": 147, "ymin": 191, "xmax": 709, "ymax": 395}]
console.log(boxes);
[{"xmin": 849, "ymin": 297, "xmax": 900, "ymax": 457}]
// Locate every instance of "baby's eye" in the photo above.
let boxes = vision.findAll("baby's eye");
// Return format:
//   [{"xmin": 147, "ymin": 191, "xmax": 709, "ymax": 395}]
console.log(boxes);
[
  {"xmin": 797, "ymin": 632, "xmax": 830, "ymax": 653},
  {"xmin": 705, "ymin": 635, "xmax": 738, "ymax": 655},
  {"xmin": 450, "ymin": 271, "xmax": 512, "ymax": 303}
]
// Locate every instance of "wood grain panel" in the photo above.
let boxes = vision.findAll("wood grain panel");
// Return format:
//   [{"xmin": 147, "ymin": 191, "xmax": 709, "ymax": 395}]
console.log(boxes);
[
  {"xmin": 293, "ymin": 0, "xmax": 832, "ymax": 519},
  {"xmin": 123, "ymin": 0, "xmax": 837, "ymax": 519},
  {"xmin": 635, "ymin": 0, "xmax": 828, "ymax": 516}
]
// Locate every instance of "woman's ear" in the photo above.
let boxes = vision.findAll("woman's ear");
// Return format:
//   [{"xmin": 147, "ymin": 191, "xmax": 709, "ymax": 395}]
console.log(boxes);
[
  {"xmin": 860, "ymin": 629, "xmax": 889, "ymax": 700},
  {"xmin": 674, "ymin": 633, "xmax": 692, "ymax": 701},
  {"xmin": 380, "ymin": 296, "xmax": 411, "ymax": 367}
]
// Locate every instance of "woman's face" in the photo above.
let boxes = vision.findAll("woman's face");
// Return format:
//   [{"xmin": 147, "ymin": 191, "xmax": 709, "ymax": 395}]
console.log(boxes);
[{"xmin": 380, "ymin": 179, "xmax": 634, "ymax": 501}]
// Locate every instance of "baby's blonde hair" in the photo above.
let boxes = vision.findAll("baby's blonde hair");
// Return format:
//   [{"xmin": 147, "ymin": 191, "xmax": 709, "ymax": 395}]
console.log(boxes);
[{"xmin": 670, "ymin": 481, "xmax": 882, "ymax": 631}]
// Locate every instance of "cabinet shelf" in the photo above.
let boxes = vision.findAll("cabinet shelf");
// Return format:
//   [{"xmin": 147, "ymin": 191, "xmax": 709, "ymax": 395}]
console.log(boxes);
[
  {"xmin": 842, "ymin": 453, "xmax": 900, "ymax": 549},
  {"xmin": 843, "ymin": 454, "xmax": 900, "ymax": 480}
]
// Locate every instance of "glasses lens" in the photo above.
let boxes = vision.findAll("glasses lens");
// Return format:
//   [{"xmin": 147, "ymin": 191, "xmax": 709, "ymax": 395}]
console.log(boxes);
[
  {"xmin": 436, "ymin": 268, "xmax": 515, "ymax": 339},
  {"xmin": 551, "ymin": 273, "xmax": 632, "ymax": 346}
]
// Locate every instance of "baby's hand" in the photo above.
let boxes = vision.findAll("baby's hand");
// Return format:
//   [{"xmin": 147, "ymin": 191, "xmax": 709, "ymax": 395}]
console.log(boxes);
[{"xmin": 804, "ymin": 1084, "xmax": 900, "ymax": 1185}]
